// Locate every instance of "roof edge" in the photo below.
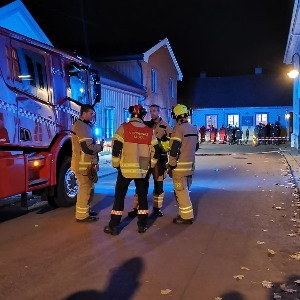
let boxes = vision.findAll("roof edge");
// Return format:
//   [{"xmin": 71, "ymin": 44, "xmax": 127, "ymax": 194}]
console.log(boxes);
[{"xmin": 143, "ymin": 37, "xmax": 183, "ymax": 81}]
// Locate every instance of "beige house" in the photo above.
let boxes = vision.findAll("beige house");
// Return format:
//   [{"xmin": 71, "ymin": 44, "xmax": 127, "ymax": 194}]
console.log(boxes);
[{"xmin": 95, "ymin": 38, "xmax": 183, "ymax": 125}]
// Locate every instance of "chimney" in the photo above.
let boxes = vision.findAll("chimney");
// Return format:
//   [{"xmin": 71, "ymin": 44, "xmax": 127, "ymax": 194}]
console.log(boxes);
[
  {"xmin": 200, "ymin": 71, "xmax": 206, "ymax": 79},
  {"xmin": 255, "ymin": 66, "xmax": 262, "ymax": 75}
]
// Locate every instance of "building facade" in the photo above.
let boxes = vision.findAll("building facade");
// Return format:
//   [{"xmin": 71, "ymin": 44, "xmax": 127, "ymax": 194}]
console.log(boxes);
[
  {"xmin": 178, "ymin": 69, "xmax": 293, "ymax": 142},
  {"xmin": 284, "ymin": 0, "xmax": 300, "ymax": 148},
  {"xmin": 95, "ymin": 38, "xmax": 182, "ymax": 126}
]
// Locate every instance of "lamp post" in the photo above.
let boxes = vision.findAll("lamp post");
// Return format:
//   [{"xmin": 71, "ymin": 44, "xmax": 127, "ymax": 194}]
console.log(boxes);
[{"xmin": 287, "ymin": 53, "xmax": 300, "ymax": 78}]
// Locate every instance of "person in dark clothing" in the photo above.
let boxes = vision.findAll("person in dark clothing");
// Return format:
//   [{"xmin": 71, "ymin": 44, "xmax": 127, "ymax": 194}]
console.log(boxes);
[
  {"xmin": 245, "ymin": 128, "xmax": 249, "ymax": 144},
  {"xmin": 199, "ymin": 125, "xmax": 206, "ymax": 143},
  {"xmin": 265, "ymin": 122, "xmax": 271, "ymax": 144}
]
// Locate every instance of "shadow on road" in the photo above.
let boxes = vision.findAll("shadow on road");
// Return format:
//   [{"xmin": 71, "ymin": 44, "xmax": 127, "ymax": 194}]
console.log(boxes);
[
  {"xmin": 219, "ymin": 291, "xmax": 245, "ymax": 300},
  {"xmin": 267, "ymin": 274, "xmax": 300, "ymax": 300},
  {"xmin": 0, "ymin": 200, "xmax": 56, "ymax": 223},
  {"xmin": 63, "ymin": 257, "xmax": 144, "ymax": 300}
]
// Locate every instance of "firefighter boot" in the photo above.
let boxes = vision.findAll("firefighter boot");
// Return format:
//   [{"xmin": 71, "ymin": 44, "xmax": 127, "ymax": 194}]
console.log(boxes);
[
  {"xmin": 152, "ymin": 192, "xmax": 164, "ymax": 217},
  {"xmin": 128, "ymin": 194, "xmax": 139, "ymax": 217},
  {"xmin": 173, "ymin": 215, "xmax": 194, "ymax": 224},
  {"xmin": 104, "ymin": 226, "xmax": 118, "ymax": 235},
  {"xmin": 137, "ymin": 213, "xmax": 148, "ymax": 233},
  {"xmin": 152, "ymin": 207, "xmax": 164, "ymax": 217},
  {"xmin": 104, "ymin": 214, "xmax": 121, "ymax": 235},
  {"xmin": 128, "ymin": 208, "xmax": 138, "ymax": 218}
]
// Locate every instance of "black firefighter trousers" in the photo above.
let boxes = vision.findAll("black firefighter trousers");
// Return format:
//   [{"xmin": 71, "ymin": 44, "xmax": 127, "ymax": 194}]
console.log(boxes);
[{"xmin": 109, "ymin": 170, "xmax": 150, "ymax": 228}]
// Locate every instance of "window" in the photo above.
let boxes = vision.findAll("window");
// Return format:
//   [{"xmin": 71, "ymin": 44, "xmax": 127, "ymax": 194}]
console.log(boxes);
[
  {"xmin": 256, "ymin": 113, "xmax": 268, "ymax": 125},
  {"xmin": 68, "ymin": 65, "xmax": 89, "ymax": 104},
  {"xmin": 206, "ymin": 115, "xmax": 217, "ymax": 128},
  {"xmin": 5, "ymin": 46, "xmax": 12, "ymax": 79},
  {"xmin": 169, "ymin": 78, "xmax": 174, "ymax": 99},
  {"xmin": 36, "ymin": 63, "xmax": 45, "ymax": 89},
  {"xmin": 124, "ymin": 108, "xmax": 131, "ymax": 123},
  {"xmin": 24, "ymin": 54, "xmax": 36, "ymax": 86},
  {"xmin": 227, "ymin": 114, "xmax": 239, "ymax": 127},
  {"xmin": 105, "ymin": 107, "xmax": 114, "ymax": 139},
  {"xmin": 11, "ymin": 48, "xmax": 21, "ymax": 81},
  {"xmin": 151, "ymin": 68, "xmax": 157, "ymax": 93},
  {"xmin": 11, "ymin": 46, "xmax": 48, "ymax": 101}
]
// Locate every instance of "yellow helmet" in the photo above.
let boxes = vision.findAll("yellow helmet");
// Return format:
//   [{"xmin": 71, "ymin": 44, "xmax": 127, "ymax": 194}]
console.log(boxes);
[{"xmin": 171, "ymin": 104, "xmax": 191, "ymax": 119}]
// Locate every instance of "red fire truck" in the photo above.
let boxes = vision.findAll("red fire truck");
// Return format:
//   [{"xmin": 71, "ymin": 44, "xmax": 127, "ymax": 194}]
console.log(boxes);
[{"xmin": 0, "ymin": 26, "xmax": 101, "ymax": 207}]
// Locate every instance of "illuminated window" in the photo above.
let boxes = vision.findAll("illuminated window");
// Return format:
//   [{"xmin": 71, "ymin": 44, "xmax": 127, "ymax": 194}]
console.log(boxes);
[
  {"xmin": 151, "ymin": 69, "xmax": 157, "ymax": 93},
  {"xmin": 256, "ymin": 113, "xmax": 268, "ymax": 125},
  {"xmin": 227, "ymin": 114, "xmax": 239, "ymax": 127},
  {"xmin": 68, "ymin": 65, "xmax": 88, "ymax": 104},
  {"xmin": 105, "ymin": 107, "xmax": 114, "ymax": 139},
  {"xmin": 206, "ymin": 115, "xmax": 217, "ymax": 128},
  {"xmin": 124, "ymin": 108, "xmax": 131, "ymax": 123}
]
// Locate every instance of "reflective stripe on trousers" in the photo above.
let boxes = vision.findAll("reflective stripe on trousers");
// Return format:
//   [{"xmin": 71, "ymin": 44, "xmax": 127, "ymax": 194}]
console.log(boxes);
[
  {"xmin": 75, "ymin": 172, "xmax": 93, "ymax": 220},
  {"xmin": 172, "ymin": 174, "xmax": 194, "ymax": 220}
]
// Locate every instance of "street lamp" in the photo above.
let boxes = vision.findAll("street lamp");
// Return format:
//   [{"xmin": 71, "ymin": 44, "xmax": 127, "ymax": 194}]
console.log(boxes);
[{"xmin": 287, "ymin": 53, "xmax": 300, "ymax": 78}]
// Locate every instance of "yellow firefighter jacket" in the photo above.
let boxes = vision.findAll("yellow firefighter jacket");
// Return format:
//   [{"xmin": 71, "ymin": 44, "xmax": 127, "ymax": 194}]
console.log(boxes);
[
  {"xmin": 111, "ymin": 118, "xmax": 160, "ymax": 178},
  {"xmin": 145, "ymin": 117, "xmax": 173, "ymax": 153},
  {"xmin": 71, "ymin": 119, "xmax": 103, "ymax": 174},
  {"xmin": 168, "ymin": 119, "xmax": 199, "ymax": 176}
]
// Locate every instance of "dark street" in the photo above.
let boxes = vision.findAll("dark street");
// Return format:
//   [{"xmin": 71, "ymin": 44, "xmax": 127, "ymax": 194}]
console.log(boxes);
[{"xmin": 1, "ymin": 144, "xmax": 300, "ymax": 300}]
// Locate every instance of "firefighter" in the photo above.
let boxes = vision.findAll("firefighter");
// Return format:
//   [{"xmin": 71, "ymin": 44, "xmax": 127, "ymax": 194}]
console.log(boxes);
[
  {"xmin": 127, "ymin": 104, "xmax": 173, "ymax": 218},
  {"xmin": 104, "ymin": 104, "xmax": 160, "ymax": 235},
  {"xmin": 167, "ymin": 104, "xmax": 199, "ymax": 224},
  {"xmin": 71, "ymin": 104, "xmax": 104, "ymax": 222}
]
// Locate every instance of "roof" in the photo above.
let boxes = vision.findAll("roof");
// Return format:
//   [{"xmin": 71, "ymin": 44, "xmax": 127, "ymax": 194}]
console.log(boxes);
[
  {"xmin": 85, "ymin": 58, "xmax": 145, "ymax": 96},
  {"xmin": 92, "ymin": 38, "xmax": 183, "ymax": 81},
  {"xmin": 0, "ymin": 0, "xmax": 52, "ymax": 45},
  {"xmin": 178, "ymin": 74, "xmax": 293, "ymax": 108}
]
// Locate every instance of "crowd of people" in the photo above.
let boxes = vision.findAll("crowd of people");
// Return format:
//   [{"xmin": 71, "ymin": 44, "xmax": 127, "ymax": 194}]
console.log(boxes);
[
  {"xmin": 198, "ymin": 122, "xmax": 286, "ymax": 145},
  {"xmin": 70, "ymin": 103, "xmax": 199, "ymax": 236}
]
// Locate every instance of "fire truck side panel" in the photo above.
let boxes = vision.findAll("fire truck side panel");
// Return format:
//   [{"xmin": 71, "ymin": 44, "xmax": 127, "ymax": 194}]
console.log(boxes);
[
  {"xmin": 0, "ymin": 151, "xmax": 25, "ymax": 198},
  {"xmin": 0, "ymin": 26, "xmax": 98, "ymax": 206}
]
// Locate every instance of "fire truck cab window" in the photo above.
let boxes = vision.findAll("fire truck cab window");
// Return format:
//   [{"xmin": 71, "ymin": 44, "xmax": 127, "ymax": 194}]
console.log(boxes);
[
  {"xmin": 68, "ymin": 64, "xmax": 89, "ymax": 104},
  {"xmin": 13, "ymin": 47, "xmax": 48, "ymax": 102}
]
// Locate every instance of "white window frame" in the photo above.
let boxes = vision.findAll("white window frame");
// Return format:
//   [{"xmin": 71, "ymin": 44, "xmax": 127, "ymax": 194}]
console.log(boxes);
[
  {"xmin": 206, "ymin": 115, "xmax": 217, "ymax": 128},
  {"xmin": 255, "ymin": 113, "xmax": 268, "ymax": 125},
  {"xmin": 227, "ymin": 114, "xmax": 239, "ymax": 127}
]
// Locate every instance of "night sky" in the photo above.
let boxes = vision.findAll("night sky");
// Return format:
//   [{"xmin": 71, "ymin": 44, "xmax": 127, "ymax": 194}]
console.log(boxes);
[{"xmin": 0, "ymin": 0, "xmax": 296, "ymax": 78}]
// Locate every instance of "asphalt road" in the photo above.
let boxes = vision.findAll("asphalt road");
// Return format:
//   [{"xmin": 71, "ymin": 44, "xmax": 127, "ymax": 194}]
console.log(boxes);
[{"xmin": 1, "ymin": 146, "xmax": 300, "ymax": 300}]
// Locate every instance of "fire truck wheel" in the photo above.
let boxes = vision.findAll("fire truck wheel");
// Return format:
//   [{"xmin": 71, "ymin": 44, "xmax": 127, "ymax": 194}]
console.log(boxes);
[{"xmin": 52, "ymin": 157, "xmax": 78, "ymax": 207}]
